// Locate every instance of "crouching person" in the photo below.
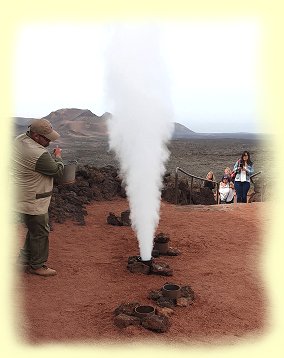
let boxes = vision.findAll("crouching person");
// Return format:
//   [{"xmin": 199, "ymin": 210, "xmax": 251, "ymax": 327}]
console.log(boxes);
[
  {"xmin": 13, "ymin": 119, "xmax": 64, "ymax": 276},
  {"xmin": 219, "ymin": 175, "xmax": 235, "ymax": 204}
]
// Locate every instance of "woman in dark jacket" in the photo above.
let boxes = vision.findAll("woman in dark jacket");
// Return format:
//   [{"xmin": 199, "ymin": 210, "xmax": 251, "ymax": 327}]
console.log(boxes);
[{"xmin": 204, "ymin": 171, "xmax": 216, "ymax": 191}]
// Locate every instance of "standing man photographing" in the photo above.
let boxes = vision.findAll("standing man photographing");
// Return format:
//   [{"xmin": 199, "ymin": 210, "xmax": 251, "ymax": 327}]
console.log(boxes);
[{"xmin": 13, "ymin": 118, "xmax": 64, "ymax": 276}]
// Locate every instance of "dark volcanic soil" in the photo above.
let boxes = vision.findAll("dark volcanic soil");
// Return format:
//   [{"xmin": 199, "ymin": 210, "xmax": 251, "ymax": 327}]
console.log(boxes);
[{"xmin": 52, "ymin": 137, "xmax": 270, "ymax": 183}]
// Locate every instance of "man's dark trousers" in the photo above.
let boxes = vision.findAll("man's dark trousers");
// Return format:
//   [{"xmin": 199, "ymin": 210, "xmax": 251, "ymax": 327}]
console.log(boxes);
[{"xmin": 19, "ymin": 212, "xmax": 50, "ymax": 269}]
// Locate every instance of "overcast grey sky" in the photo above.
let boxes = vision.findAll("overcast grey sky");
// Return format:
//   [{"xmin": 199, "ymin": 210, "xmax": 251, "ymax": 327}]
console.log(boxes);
[{"xmin": 12, "ymin": 20, "xmax": 262, "ymax": 133}]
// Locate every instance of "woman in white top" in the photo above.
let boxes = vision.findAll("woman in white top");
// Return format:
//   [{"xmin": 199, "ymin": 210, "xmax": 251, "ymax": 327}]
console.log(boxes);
[
  {"xmin": 219, "ymin": 175, "xmax": 235, "ymax": 204},
  {"xmin": 232, "ymin": 151, "xmax": 254, "ymax": 203}
]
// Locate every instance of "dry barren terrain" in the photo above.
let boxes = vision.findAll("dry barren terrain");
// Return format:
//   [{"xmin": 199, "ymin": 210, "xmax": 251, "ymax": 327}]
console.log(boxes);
[{"xmin": 14, "ymin": 199, "xmax": 269, "ymax": 345}]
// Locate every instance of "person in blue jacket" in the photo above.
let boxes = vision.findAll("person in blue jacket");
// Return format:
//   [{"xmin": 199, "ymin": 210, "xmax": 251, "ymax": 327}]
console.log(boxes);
[{"xmin": 232, "ymin": 151, "xmax": 254, "ymax": 203}]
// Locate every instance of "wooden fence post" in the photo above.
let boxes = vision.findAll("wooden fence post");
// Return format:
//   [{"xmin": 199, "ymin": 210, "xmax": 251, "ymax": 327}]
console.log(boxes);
[
  {"xmin": 175, "ymin": 170, "xmax": 179, "ymax": 205},
  {"xmin": 190, "ymin": 177, "xmax": 193, "ymax": 204},
  {"xmin": 216, "ymin": 183, "xmax": 219, "ymax": 204}
]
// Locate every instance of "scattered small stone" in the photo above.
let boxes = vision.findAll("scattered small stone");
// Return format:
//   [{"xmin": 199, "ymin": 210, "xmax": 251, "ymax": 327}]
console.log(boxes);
[
  {"xmin": 148, "ymin": 290, "xmax": 163, "ymax": 301},
  {"xmin": 107, "ymin": 210, "xmax": 131, "ymax": 226},
  {"xmin": 127, "ymin": 256, "xmax": 173, "ymax": 276},
  {"xmin": 107, "ymin": 212, "xmax": 123, "ymax": 226},
  {"xmin": 167, "ymin": 247, "xmax": 181, "ymax": 256},
  {"xmin": 156, "ymin": 296, "xmax": 176, "ymax": 308},
  {"xmin": 127, "ymin": 261, "xmax": 151, "ymax": 275},
  {"xmin": 114, "ymin": 313, "xmax": 141, "ymax": 328},
  {"xmin": 141, "ymin": 314, "xmax": 171, "ymax": 333},
  {"xmin": 181, "ymin": 285, "xmax": 195, "ymax": 302},
  {"xmin": 113, "ymin": 302, "xmax": 170, "ymax": 333},
  {"xmin": 120, "ymin": 210, "xmax": 131, "ymax": 226},
  {"xmin": 151, "ymin": 261, "xmax": 173, "ymax": 276},
  {"xmin": 156, "ymin": 307, "xmax": 174, "ymax": 317},
  {"xmin": 114, "ymin": 302, "xmax": 140, "ymax": 316},
  {"xmin": 176, "ymin": 297, "xmax": 189, "ymax": 307}
]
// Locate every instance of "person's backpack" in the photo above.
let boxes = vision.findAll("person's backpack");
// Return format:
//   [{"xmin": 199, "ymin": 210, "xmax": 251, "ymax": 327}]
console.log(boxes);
[
  {"xmin": 231, "ymin": 159, "xmax": 241, "ymax": 182},
  {"xmin": 231, "ymin": 171, "xmax": 236, "ymax": 182}
]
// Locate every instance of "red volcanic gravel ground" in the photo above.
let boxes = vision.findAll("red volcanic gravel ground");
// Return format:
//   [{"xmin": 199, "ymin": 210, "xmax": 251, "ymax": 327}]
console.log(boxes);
[{"xmin": 14, "ymin": 199, "xmax": 269, "ymax": 346}]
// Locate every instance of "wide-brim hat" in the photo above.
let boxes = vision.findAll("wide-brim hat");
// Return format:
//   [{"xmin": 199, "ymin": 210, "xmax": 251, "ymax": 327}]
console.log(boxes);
[{"xmin": 29, "ymin": 118, "xmax": 60, "ymax": 141}]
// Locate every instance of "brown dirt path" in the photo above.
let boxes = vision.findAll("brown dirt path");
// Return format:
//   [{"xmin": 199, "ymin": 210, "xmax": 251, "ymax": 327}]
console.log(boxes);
[{"xmin": 14, "ymin": 199, "xmax": 269, "ymax": 346}]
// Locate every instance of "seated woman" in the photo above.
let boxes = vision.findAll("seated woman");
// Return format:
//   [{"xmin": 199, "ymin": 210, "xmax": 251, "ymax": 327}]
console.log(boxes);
[
  {"xmin": 204, "ymin": 171, "xmax": 216, "ymax": 191},
  {"xmin": 219, "ymin": 175, "xmax": 235, "ymax": 204},
  {"xmin": 224, "ymin": 167, "xmax": 232, "ymax": 182}
]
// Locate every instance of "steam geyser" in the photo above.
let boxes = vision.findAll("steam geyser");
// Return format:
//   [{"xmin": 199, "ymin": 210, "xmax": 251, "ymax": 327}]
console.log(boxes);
[{"xmin": 105, "ymin": 24, "xmax": 173, "ymax": 261}]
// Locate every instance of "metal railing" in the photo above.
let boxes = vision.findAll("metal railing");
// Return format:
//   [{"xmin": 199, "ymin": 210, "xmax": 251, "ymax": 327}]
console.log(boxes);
[
  {"xmin": 174, "ymin": 167, "xmax": 262, "ymax": 205},
  {"xmin": 250, "ymin": 171, "xmax": 262, "ymax": 182},
  {"xmin": 174, "ymin": 167, "xmax": 219, "ymax": 205},
  {"xmin": 249, "ymin": 171, "xmax": 264, "ymax": 201}
]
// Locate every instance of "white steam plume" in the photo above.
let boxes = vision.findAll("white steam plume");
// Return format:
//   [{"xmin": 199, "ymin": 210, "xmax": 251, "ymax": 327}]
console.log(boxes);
[{"xmin": 105, "ymin": 24, "xmax": 174, "ymax": 261}]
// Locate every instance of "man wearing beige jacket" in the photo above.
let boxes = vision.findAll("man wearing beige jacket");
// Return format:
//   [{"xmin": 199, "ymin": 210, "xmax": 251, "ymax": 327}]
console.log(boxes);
[{"xmin": 13, "ymin": 118, "xmax": 64, "ymax": 276}]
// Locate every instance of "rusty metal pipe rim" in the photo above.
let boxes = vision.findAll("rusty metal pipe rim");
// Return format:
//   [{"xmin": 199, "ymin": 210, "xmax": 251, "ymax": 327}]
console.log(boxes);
[
  {"xmin": 162, "ymin": 283, "xmax": 182, "ymax": 299},
  {"xmin": 134, "ymin": 305, "xmax": 155, "ymax": 318}
]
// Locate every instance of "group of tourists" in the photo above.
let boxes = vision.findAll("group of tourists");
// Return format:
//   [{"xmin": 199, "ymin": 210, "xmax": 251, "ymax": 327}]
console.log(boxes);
[{"xmin": 204, "ymin": 151, "xmax": 254, "ymax": 204}]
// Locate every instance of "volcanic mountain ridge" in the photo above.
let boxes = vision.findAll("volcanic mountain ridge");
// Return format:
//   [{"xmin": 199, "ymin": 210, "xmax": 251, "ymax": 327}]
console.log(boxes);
[{"xmin": 14, "ymin": 108, "xmax": 196, "ymax": 139}]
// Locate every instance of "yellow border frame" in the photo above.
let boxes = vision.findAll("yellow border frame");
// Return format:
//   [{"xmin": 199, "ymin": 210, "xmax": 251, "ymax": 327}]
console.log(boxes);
[{"xmin": 1, "ymin": 1, "xmax": 283, "ymax": 357}]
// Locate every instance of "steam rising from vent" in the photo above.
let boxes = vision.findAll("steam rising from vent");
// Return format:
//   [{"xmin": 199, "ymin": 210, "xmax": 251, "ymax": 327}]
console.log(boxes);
[{"xmin": 105, "ymin": 24, "xmax": 174, "ymax": 260}]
